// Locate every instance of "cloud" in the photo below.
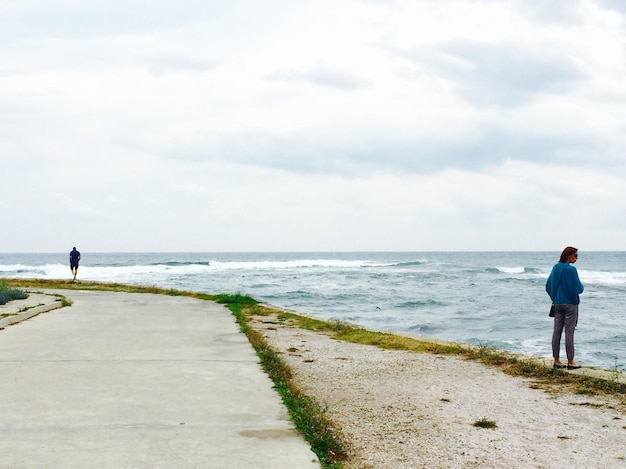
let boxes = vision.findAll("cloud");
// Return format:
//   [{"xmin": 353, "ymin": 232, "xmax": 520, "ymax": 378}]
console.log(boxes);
[
  {"xmin": 514, "ymin": 0, "xmax": 587, "ymax": 25},
  {"xmin": 0, "ymin": 1, "xmax": 235, "ymax": 40},
  {"xmin": 595, "ymin": 0, "xmax": 626, "ymax": 14},
  {"xmin": 266, "ymin": 65, "xmax": 373, "ymax": 90},
  {"xmin": 410, "ymin": 40, "xmax": 586, "ymax": 107},
  {"xmin": 145, "ymin": 56, "xmax": 218, "ymax": 76}
]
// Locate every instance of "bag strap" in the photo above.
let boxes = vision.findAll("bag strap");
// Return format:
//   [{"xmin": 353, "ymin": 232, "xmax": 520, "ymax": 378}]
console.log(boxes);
[{"xmin": 552, "ymin": 267, "xmax": 566, "ymax": 304}]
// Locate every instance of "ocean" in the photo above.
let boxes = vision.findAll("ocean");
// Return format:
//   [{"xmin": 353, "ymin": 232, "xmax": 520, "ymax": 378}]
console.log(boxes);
[{"xmin": 1, "ymin": 251, "xmax": 625, "ymax": 370}]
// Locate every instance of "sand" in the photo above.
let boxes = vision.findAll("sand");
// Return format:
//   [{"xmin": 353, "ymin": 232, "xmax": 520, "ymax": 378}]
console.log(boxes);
[{"xmin": 249, "ymin": 314, "xmax": 626, "ymax": 469}]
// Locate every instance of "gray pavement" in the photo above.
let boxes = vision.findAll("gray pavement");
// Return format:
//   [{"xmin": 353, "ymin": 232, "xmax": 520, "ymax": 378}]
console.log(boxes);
[{"xmin": 0, "ymin": 289, "xmax": 320, "ymax": 468}]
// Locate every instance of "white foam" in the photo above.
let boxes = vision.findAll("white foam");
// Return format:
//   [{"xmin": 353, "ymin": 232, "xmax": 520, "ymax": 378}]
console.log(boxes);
[
  {"xmin": 207, "ymin": 259, "xmax": 381, "ymax": 270},
  {"xmin": 579, "ymin": 269, "xmax": 626, "ymax": 285},
  {"xmin": 496, "ymin": 266, "xmax": 525, "ymax": 274}
]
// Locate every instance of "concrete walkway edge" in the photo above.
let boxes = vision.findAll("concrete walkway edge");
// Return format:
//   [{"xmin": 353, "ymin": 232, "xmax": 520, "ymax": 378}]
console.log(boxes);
[{"xmin": 0, "ymin": 300, "xmax": 63, "ymax": 328}]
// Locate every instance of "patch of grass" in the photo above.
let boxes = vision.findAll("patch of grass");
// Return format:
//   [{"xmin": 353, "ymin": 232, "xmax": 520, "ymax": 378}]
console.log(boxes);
[
  {"xmin": 276, "ymin": 313, "xmax": 466, "ymax": 355},
  {"xmin": 473, "ymin": 418, "xmax": 497, "ymax": 429},
  {"xmin": 18, "ymin": 304, "xmax": 43, "ymax": 312},
  {"xmin": 1, "ymin": 279, "xmax": 224, "ymax": 308},
  {"xmin": 0, "ymin": 281, "xmax": 29, "ymax": 305},
  {"xmin": 213, "ymin": 292, "xmax": 258, "ymax": 308},
  {"xmin": 1, "ymin": 278, "xmax": 217, "ymax": 302},
  {"xmin": 58, "ymin": 295, "xmax": 73, "ymax": 307}
]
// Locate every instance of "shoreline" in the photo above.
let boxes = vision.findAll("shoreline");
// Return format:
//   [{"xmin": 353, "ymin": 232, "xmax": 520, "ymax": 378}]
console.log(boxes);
[
  {"xmin": 248, "ymin": 310, "xmax": 626, "ymax": 468},
  {"xmin": 261, "ymin": 302, "xmax": 626, "ymax": 383}
]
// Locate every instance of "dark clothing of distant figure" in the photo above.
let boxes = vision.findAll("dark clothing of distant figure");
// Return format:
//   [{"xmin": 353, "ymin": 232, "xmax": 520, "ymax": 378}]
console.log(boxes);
[
  {"xmin": 546, "ymin": 251, "xmax": 584, "ymax": 365},
  {"xmin": 70, "ymin": 248, "xmax": 81, "ymax": 280}
]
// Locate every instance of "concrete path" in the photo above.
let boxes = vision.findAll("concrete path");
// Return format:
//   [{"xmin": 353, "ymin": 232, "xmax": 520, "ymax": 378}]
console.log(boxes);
[{"xmin": 0, "ymin": 290, "xmax": 320, "ymax": 468}]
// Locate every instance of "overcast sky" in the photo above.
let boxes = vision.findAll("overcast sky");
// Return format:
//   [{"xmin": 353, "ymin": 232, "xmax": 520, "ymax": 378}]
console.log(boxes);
[{"xmin": 2, "ymin": 0, "xmax": 626, "ymax": 252}]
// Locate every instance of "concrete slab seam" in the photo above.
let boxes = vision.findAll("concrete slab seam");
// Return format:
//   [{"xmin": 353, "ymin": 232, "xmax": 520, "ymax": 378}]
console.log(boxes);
[{"xmin": 0, "ymin": 301, "xmax": 64, "ymax": 329}]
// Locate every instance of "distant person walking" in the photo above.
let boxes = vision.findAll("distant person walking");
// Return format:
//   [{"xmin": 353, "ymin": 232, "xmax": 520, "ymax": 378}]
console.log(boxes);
[
  {"xmin": 70, "ymin": 247, "xmax": 81, "ymax": 280},
  {"xmin": 546, "ymin": 246, "xmax": 584, "ymax": 370}
]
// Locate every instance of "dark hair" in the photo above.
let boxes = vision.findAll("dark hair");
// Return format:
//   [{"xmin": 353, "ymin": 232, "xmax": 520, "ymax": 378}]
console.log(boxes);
[{"xmin": 559, "ymin": 246, "xmax": 578, "ymax": 263}]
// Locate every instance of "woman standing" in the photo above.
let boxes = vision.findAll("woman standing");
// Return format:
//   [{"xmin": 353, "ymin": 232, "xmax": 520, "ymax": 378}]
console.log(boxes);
[{"xmin": 546, "ymin": 246, "xmax": 584, "ymax": 370}]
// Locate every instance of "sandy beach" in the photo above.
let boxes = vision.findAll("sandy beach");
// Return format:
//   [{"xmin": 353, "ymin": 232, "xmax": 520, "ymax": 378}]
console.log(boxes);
[{"xmin": 249, "ymin": 313, "xmax": 626, "ymax": 469}]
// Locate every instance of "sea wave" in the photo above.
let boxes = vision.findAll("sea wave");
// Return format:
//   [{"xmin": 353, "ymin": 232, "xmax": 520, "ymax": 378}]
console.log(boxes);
[
  {"xmin": 396, "ymin": 299, "xmax": 443, "ymax": 308},
  {"xmin": 151, "ymin": 261, "xmax": 211, "ymax": 267},
  {"xmin": 488, "ymin": 266, "xmax": 524, "ymax": 274},
  {"xmin": 407, "ymin": 323, "xmax": 440, "ymax": 334},
  {"xmin": 0, "ymin": 263, "xmax": 67, "ymax": 278},
  {"xmin": 207, "ymin": 259, "xmax": 383, "ymax": 270},
  {"xmin": 494, "ymin": 266, "xmax": 525, "ymax": 274},
  {"xmin": 578, "ymin": 269, "xmax": 626, "ymax": 286},
  {"xmin": 388, "ymin": 260, "xmax": 428, "ymax": 267}
]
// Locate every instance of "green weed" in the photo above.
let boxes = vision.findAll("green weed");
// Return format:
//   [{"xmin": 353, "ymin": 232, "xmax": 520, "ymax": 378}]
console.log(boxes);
[{"xmin": 473, "ymin": 418, "xmax": 497, "ymax": 429}]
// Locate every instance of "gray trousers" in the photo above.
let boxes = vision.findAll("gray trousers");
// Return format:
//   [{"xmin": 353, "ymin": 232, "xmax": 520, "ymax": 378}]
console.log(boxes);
[{"xmin": 552, "ymin": 304, "xmax": 579, "ymax": 361}]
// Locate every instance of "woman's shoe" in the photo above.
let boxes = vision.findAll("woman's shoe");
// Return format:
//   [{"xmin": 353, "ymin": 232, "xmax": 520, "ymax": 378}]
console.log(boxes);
[
  {"xmin": 567, "ymin": 364, "xmax": 581, "ymax": 370},
  {"xmin": 553, "ymin": 363, "xmax": 567, "ymax": 369}
]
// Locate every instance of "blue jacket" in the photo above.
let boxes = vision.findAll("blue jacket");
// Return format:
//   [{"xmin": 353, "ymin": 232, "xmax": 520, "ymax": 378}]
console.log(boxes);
[{"xmin": 546, "ymin": 262, "xmax": 584, "ymax": 305}]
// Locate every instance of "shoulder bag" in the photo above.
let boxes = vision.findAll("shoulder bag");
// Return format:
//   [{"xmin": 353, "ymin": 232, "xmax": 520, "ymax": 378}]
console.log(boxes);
[{"xmin": 549, "ymin": 268, "xmax": 565, "ymax": 317}]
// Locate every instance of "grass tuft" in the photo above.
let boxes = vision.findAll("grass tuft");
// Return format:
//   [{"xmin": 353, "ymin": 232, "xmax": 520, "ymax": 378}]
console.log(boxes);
[{"xmin": 473, "ymin": 418, "xmax": 497, "ymax": 429}]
